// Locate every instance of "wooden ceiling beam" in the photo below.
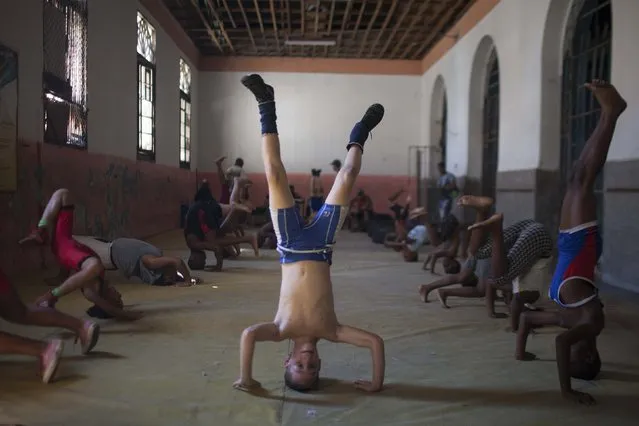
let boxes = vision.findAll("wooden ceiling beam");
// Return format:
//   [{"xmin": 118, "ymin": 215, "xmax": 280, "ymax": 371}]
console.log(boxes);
[
  {"xmin": 357, "ymin": 0, "xmax": 383, "ymax": 57},
  {"xmin": 189, "ymin": 0, "xmax": 223, "ymax": 53},
  {"xmin": 378, "ymin": 0, "xmax": 414, "ymax": 58},
  {"xmin": 411, "ymin": 0, "xmax": 466, "ymax": 60},
  {"xmin": 389, "ymin": 0, "xmax": 432, "ymax": 58},
  {"xmin": 252, "ymin": 0, "xmax": 267, "ymax": 52},
  {"xmin": 269, "ymin": 0, "xmax": 281, "ymax": 52},
  {"xmin": 237, "ymin": 0, "xmax": 257, "ymax": 53},
  {"xmin": 285, "ymin": 0, "xmax": 292, "ymax": 55},
  {"xmin": 220, "ymin": 0, "xmax": 237, "ymax": 28},
  {"xmin": 367, "ymin": 0, "xmax": 397, "ymax": 57},
  {"xmin": 300, "ymin": 0, "xmax": 306, "ymax": 36},
  {"xmin": 203, "ymin": 0, "xmax": 234, "ymax": 52},
  {"xmin": 312, "ymin": 1, "xmax": 320, "ymax": 57},
  {"xmin": 336, "ymin": 0, "xmax": 354, "ymax": 54},
  {"xmin": 324, "ymin": 0, "xmax": 336, "ymax": 56},
  {"xmin": 286, "ymin": 0, "xmax": 292, "ymax": 33},
  {"xmin": 350, "ymin": 0, "xmax": 368, "ymax": 41}
]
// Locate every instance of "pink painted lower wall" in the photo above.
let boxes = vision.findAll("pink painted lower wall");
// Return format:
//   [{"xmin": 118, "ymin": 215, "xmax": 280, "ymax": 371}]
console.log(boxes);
[
  {"xmin": 201, "ymin": 172, "xmax": 418, "ymax": 214},
  {"xmin": 1, "ymin": 142, "xmax": 416, "ymax": 278},
  {"xmin": 0, "ymin": 140, "xmax": 198, "ymax": 278}
]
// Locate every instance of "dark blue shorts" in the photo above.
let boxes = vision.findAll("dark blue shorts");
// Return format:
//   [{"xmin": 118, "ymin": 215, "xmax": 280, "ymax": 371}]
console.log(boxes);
[
  {"xmin": 271, "ymin": 203, "xmax": 348, "ymax": 265},
  {"xmin": 309, "ymin": 196, "xmax": 324, "ymax": 213}
]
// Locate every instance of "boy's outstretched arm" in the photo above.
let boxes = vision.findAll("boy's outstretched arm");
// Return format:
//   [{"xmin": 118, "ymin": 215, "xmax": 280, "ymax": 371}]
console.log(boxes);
[
  {"xmin": 334, "ymin": 325, "xmax": 385, "ymax": 392},
  {"xmin": 556, "ymin": 323, "xmax": 600, "ymax": 405},
  {"xmin": 234, "ymin": 322, "xmax": 283, "ymax": 391}
]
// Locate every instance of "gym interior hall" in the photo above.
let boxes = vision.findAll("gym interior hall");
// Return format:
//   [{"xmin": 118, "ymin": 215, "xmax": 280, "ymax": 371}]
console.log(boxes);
[{"xmin": 0, "ymin": 0, "xmax": 638, "ymax": 425}]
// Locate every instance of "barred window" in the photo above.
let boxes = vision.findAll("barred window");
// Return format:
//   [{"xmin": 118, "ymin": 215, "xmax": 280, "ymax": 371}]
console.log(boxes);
[
  {"xmin": 43, "ymin": 0, "xmax": 88, "ymax": 149},
  {"xmin": 137, "ymin": 12, "xmax": 156, "ymax": 161},
  {"xmin": 179, "ymin": 58, "xmax": 192, "ymax": 169}
]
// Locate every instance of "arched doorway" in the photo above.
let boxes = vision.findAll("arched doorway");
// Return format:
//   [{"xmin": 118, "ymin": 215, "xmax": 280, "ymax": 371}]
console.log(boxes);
[
  {"xmin": 482, "ymin": 49, "xmax": 500, "ymax": 200},
  {"xmin": 441, "ymin": 93, "xmax": 448, "ymax": 166},
  {"xmin": 425, "ymin": 75, "xmax": 447, "ymax": 212},
  {"xmin": 561, "ymin": 0, "xmax": 611, "ymax": 226}
]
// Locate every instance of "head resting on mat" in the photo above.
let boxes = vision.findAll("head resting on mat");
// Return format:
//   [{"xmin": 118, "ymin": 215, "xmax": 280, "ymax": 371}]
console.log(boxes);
[
  {"xmin": 570, "ymin": 339, "xmax": 601, "ymax": 381},
  {"xmin": 442, "ymin": 258, "xmax": 461, "ymax": 274},
  {"xmin": 188, "ymin": 251, "xmax": 206, "ymax": 270},
  {"xmin": 284, "ymin": 341, "xmax": 321, "ymax": 392}
]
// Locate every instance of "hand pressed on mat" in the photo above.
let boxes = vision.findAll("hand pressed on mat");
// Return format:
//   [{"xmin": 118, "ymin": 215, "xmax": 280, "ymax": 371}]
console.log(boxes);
[
  {"xmin": 563, "ymin": 389, "xmax": 596, "ymax": 406},
  {"xmin": 354, "ymin": 379, "xmax": 383, "ymax": 393},
  {"xmin": 233, "ymin": 378, "xmax": 261, "ymax": 392}
]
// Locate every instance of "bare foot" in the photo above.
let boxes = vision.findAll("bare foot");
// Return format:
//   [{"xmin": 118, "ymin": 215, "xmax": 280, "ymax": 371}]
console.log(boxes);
[
  {"xmin": 250, "ymin": 234, "xmax": 260, "ymax": 257},
  {"xmin": 419, "ymin": 285, "xmax": 430, "ymax": 303},
  {"xmin": 215, "ymin": 156, "xmax": 226, "ymax": 165},
  {"xmin": 584, "ymin": 80, "xmax": 627, "ymax": 117},
  {"xmin": 436, "ymin": 290, "xmax": 450, "ymax": 309},
  {"xmin": 468, "ymin": 213, "xmax": 503, "ymax": 232},
  {"xmin": 457, "ymin": 195, "xmax": 494, "ymax": 210}
]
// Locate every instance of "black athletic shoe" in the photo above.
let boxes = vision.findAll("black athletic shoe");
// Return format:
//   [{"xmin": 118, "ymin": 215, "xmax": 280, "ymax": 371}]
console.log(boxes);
[
  {"xmin": 241, "ymin": 74, "xmax": 274, "ymax": 103},
  {"xmin": 360, "ymin": 103, "xmax": 385, "ymax": 131}
]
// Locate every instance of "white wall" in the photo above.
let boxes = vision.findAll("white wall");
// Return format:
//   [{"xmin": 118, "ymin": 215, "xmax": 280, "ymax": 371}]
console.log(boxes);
[
  {"xmin": 198, "ymin": 71, "xmax": 421, "ymax": 175},
  {"xmin": 420, "ymin": 0, "xmax": 639, "ymax": 178},
  {"xmin": 0, "ymin": 0, "xmax": 198, "ymax": 168}
]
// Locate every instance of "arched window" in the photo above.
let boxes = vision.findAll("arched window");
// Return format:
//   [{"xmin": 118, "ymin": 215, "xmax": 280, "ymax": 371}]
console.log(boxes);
[
  {"xmin": 440, "ymin": 94, "xmax": 448, "ymax": 166},
  {"xmin": 561, "ymin": 0, "xmax": 611, "ymax": 224},
  {"xmin": 482, "ymin": 49, "xmax": 500, "ymax": 199}
]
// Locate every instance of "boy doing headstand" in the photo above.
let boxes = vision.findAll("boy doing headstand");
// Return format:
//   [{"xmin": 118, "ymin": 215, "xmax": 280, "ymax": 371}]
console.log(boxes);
[
  {"xmin": 502, "ymin": 80, "xmax": 625, "ymax": 405},
  {"xmin": 233, "ymin": 74, "xmax": 386, "ymax": 393}
]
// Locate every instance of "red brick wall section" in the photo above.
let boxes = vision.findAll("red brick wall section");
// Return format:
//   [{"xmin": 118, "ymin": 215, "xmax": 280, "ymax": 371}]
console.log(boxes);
[
  {"xmin": 0, "ymin": 142, "xmax": 418, "ymax": 278},
  {"xmin": 210, "ymin": 172, "xmax": 418, "ymax": 213}
]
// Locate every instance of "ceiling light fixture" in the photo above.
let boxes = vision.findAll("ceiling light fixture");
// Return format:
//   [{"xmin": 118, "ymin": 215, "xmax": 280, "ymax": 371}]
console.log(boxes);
[{"xmin": 284, "ymin": 39, "xmax": 336, "ymax": 47}]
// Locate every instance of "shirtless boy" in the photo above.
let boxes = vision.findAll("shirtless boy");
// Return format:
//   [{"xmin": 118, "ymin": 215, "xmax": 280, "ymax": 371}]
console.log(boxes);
[
  {"xmin": 495, "ymin": 80, "xmax": 625, "ymax": 405},
  {"xmin": 421, "ymin": 213, "xmax": 461, "ymax": 272},
  {"xmin": 0, "ymin": 267, "xmax": 98, "ymax": 383},
  {"xmin": 20, "ymin": 188, "xmax": 141, "ymax": 321},
  {"xmin": 419, "ymin": 195, "xmax": 493, "ymax": 303},
  {"xmin": 383, "ymin": 207, "xmax": 428, "ymax": 262},
  {"xmin": 185, "ymin": 184, "xmax": 259, "ymax": 270},
  {"xmin": 384, "ymin": 188, "xmax": 411, "ymax": 244},
  {"xmin": 233, "ymin": 74, "xmax": 386, "ymax": 393}
]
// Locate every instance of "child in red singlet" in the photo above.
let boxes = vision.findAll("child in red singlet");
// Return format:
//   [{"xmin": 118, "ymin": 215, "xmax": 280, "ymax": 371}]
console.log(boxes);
[{"xmin": 20, "ymin": 188, "xmax": 142, "ymax": 321}]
